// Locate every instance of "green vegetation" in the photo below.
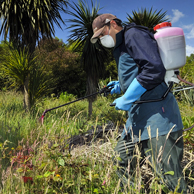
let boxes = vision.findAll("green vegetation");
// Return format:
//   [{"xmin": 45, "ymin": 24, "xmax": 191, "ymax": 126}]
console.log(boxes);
[
  {"xmin": 0, "ymin": 1, "xmax": 193, "ymax": 193},
  {"xmin": 0, "ymin": 91, "xmax": 123, "ymax": 193},
  {"xmin": 125, "ymin": 7, "xmax": 169, "ymax": 33},
  {"xmin": 0, "ymin": 89, "xmax": 194, "ymax": 193}
]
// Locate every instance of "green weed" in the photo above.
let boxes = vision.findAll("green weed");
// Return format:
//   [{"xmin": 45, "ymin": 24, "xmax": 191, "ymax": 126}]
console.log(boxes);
[{"xmin": 0, "ymin": 91, "xmax": 193, "ymax": 193}]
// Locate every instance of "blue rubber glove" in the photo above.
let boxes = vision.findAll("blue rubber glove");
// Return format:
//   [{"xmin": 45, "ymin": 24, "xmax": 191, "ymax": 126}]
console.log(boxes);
[
  {"xmin": 113, "ymin": 78, "xmax": 146, "ymax": 111},
  {"xmin": 107, "ymin": 81, "xmax": 121, "ymax": 95}
]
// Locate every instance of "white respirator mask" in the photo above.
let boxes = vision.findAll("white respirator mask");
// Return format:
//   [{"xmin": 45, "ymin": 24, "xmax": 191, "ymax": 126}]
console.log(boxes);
[{"xmin": 100, "ymin": 28, "xmax": 115, "ymax": 48}]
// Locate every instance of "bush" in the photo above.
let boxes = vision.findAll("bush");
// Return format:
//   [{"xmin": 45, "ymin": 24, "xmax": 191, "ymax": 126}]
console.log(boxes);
[
  {"xmin": 175, "ymin": 54, "xmax": 194, "ymax": 106},
  {"xmin": 34, "ymin": 38, "xmax": 86, "ymax": 98}
]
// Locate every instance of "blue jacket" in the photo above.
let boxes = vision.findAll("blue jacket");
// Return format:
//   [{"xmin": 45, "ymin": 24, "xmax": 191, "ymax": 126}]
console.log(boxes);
[{"xmin": 113, "ymin": 23, "xmax": 183, "ymax": 142}]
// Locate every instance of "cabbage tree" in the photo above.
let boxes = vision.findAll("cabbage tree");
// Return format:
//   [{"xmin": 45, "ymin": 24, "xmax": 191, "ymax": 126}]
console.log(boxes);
[
  {"xmin": 126, "ymin": 7, "xmax": 168, "ymax": 32},
  {"xmin": 66, "ymin": 0, "xmax": 109, "ymax": 116}
]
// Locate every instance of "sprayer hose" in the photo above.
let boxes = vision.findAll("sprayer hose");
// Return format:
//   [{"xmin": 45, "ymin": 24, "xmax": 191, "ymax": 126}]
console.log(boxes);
[
  {"xmin": 177, "ymin": 75, "xmax": 194, "ymax": 86},
  {"xmin": 177, "ymin": 75, "xmax": 194, "ymax": 132},
  {"xmin": 183, "ymin": 125, "xmax": 194, "ymax": 132}
]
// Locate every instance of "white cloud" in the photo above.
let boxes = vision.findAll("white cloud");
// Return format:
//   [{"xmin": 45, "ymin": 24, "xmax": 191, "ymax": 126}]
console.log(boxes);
[
  {"xmin": 182, "ymin": 24, "xmax": 194, "ymax": 39},
  {"xmin": 179, "ymin": 18, "xmax": 194, "ymax": 40},
  {"xmin": 171, "ymin": 9, "xmax": 184, "ymax": 23},
  {"xmin": 182, "ymin": 24, "xmax": 194, "ymax": 30},
  {"xmin": 187, "ymin": 27, "xmax": 194, "ymax": 39},
  {"xmin": 186, "ymin": 45, "xmax": 194, "ymax": 56}
]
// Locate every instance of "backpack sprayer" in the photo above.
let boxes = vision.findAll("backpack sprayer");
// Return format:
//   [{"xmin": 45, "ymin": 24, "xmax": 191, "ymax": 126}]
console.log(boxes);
[
  {"xmin": 110, "ymin": 22, "xmax": 194, "ymax": 131},
  {"xmin": 154, "ymin": 22, "xmax": 194, "ymax": 90},
  {"xmin": 110, "ymin": 22, "xmax": 194, "ymax": 106},
  {"xmin": 124, "ymin": 22, "xmax": 194, "ymax": 104},
  {"xmin": 39, "ymin": 84, "xmax": 113, "ymax": 124},
  {"xmin": 153, "ymin": 22, "xmax": 194, "ymax": 132}
]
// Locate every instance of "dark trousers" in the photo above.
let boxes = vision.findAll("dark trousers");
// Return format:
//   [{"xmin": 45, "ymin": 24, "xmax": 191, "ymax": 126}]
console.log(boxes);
[{"xmin": 114, "ymin": 130, "xmax": 188, "ymax": 193}]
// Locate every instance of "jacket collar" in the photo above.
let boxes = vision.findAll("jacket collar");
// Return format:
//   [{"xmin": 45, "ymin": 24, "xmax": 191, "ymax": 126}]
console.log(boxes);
[
  {"xmin": 114, "ymin": 23, "xmax": 137, "ymax": 49},
  {"xmin": 114, "ymin": 29, "xmax": 123, "ymax": 49}
]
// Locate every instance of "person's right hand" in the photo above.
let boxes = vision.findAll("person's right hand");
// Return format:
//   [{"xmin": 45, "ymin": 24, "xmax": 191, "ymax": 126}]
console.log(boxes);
[{"xmin": 107, "ymin": 81, "xmax": 121, "ymax": 95}]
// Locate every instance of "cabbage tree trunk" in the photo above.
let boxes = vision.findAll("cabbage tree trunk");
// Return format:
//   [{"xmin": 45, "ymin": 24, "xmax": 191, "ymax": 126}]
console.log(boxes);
[
  {"xmin": 86, "ymin": 75, "xmax": 97, "ymax": 117},
  {"xmin": 23, "ymin": 75, "xmax": 30, "ymax": 112}
]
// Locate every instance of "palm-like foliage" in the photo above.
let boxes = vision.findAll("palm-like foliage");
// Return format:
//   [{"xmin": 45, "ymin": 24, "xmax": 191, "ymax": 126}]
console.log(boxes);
[
  {"xmin": 126, "ymin": 7, "xmax": 168, "ymax": 32},
  {"xmin": 28, "ymin": 63, "xmax": 54, "ymax": 108},
  {"xmin": 0, "ymin": 43, "xmax": 34, "ymax": 110},
  {"xmin": 0, "ymin": 43, "xmax": 33, "ymax": 86},
  {"xmin": 66, "ymin": 0, "xmax": 109, "ymax": 115},
  {"xmin": 0, "ymin": 0, "xmax": 68, "ymax": 52},
  {"xmin": 0, "ymin": 42, "xmax": 54, "ymax": 110}
]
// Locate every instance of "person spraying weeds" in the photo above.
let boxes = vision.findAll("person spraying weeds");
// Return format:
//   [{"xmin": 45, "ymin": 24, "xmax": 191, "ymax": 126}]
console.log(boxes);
[{"xmin": 90, "ymin": 13, "xmax": 188, "ymax": 193}]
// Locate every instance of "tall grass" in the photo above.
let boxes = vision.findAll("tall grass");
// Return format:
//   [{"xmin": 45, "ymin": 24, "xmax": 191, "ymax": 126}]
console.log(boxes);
[{"xmin": 0, "ymin": 91, "xmax": 194, "ymax": 193}]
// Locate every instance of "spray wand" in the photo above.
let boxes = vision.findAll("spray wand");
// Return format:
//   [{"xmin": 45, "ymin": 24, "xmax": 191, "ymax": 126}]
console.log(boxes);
[{"xmin": 39, "ymin": 85, "xmax": 113, "ymax": 124}]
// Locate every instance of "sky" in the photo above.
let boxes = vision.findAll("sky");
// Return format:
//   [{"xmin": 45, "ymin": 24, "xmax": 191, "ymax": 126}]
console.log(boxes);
[
  {"xmin": 0, "ymin": 0, "xmax": 194, "ymax": 56},
  {"xmin": 54, "ymin": 0, "xmax": 194, "ymax": 56}
]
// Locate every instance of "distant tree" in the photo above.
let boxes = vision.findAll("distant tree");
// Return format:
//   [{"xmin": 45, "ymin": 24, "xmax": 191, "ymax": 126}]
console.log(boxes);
[
  {"xmin": 0, "ymin": 43, "xmax": 34, "ymax": 111},
  {"xmin": 65, "ymin": 0, "xmax": 109, "ymax": 116},
  {"xmin": 0, "ymin": 42, "xmax": 54, "ymax": 111},
  {"xmin": 176, "ymin": 53, "xmax": 194, "ymax": 105},
  {"xmin": 126, "ymin": 7, "xmax": 168, "ymax": 33},
  {"xmin": 34, "ymin": 38, "xmax": 86, "ymax": 97},
  {"xmin": 186, "ymin": 53, "xmax": 194, "ymax": 64},
  {"xmin": 0, "ymin": 0, "xmax": 68, "ymax": 53},
  {"xmin": 180, "ymin": 53, "xmax": 194, "ymax": 83},
  {"xmin": 0, "ymin": 42, "xmax": 9, "ymax": 90},
  {"xmin": 0, "ymin": 0, "xmax": 69, "ymax": 111}
]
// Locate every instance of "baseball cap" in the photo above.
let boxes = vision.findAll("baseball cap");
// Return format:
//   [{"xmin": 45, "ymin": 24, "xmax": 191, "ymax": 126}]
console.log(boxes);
[{"xmin": 90, "ymin": 13, "xmax": 117, "ymax": 44}]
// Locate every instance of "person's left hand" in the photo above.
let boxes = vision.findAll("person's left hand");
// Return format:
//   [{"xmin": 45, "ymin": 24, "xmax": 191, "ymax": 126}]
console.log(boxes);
[{"xmin": 107, "ymin": 81, "xmax": 121, "ymax": 95}]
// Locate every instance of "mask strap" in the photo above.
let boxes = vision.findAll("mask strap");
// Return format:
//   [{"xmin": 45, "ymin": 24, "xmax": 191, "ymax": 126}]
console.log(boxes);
[{"xmin": 107, "ymin": 23, "xmax": 111, "ymax": 36}]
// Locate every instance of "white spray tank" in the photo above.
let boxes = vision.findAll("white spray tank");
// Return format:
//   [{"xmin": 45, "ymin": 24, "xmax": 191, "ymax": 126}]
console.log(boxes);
[{"xmin": 154, "ymin": 22, "xmax": 186, "ymax": 86}]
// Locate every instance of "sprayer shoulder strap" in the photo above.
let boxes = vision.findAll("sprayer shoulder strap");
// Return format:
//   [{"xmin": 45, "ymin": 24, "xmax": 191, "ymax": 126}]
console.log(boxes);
[
  {"xmin": 124, "ymin": 24, "xmax": 155, "ymax": 41},
  {"xmin": 123, "ymin": 25, "xmax": 151, "ymax": 74},
  {"xmin": 124, "ymin": 24, "xmax": 150, "ymax": 32}
]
